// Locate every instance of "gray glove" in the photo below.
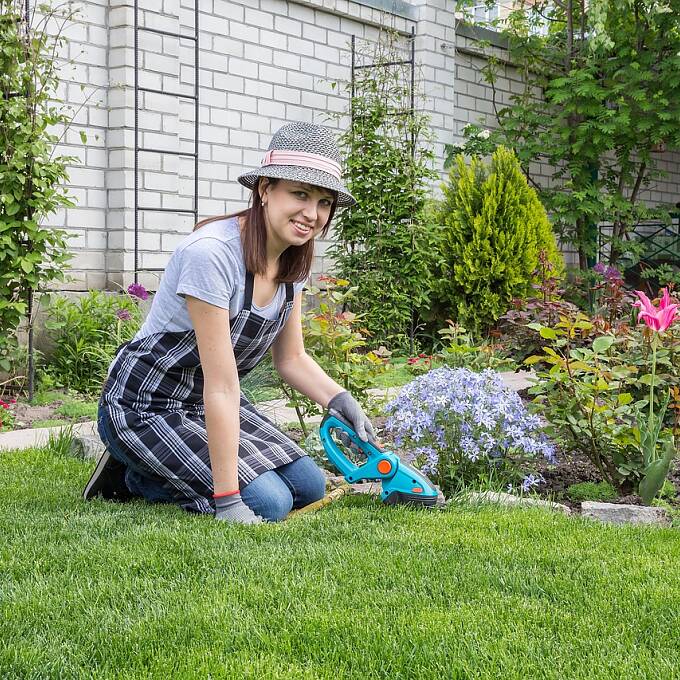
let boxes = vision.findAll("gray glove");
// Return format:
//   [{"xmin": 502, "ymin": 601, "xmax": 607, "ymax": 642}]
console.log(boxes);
[
  {"xmin": 327, "ymin": 391, "xmax": 378, "ymax": 446},
  {"xmin": 214, "ymin": 492, "xmax": 263, "ymax": 524}
]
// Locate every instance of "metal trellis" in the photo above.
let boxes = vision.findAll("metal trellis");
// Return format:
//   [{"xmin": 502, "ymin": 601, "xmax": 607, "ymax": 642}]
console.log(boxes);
[
  {"xmin": 133, "ymin": 1, "xmax": 199, "ymax": 283},
  {"xmin": 349, "ymin": 27, "xmax": 418, "ymax": 353}
]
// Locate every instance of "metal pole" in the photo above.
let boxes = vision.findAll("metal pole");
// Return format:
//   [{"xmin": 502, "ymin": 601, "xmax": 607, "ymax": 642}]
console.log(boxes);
[
  {"xmin": 134, "ymin": 0, "xmax": 139, "ymax": 283},
  {"xmin": 409, "ymin": 26, "xmax": 416, "ymax": 356},
  {"xmin": 350, "ymin": 34, "xmax": 355, "ymax": 143},
  {"xmin": 23, "ymin": 0, "xmax": 34, "ymax": 399},
  {"xmin": 194, "ymin": 1, "xmax": 199, "ymax": 224},
  {"xmin": 349, "ymin": 33, "xmax": 355, "ymax": 269},
  {"xmin": 410, "ymin": 26, "xmax": 415, "ymax": 163}
]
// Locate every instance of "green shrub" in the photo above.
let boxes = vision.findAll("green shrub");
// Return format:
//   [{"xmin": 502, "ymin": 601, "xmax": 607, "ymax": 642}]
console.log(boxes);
[
  {"xmin": 45, "ymin": 290, "xmax": 144, "ymax": 395},
  {"xmin": 566, "ymin": 481, "xmax": 618, "ymax": 503},
  {"xmin": 436, "ymin": 320, "xmax": 517, "ymax": 372},
  {"xmin": 55, "ymin": 400, "xmax": 98, "ymax": 420},
  {"xmin": 436, "ymin": 146, "xmax": 563, "ymax": 337},
  {"xmin": 0, "ymin": 2, "xmax": 76, "ymax": 374}
]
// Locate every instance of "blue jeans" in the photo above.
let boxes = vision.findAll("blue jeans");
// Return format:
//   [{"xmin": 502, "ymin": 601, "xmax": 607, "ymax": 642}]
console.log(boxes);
[
  {"xmin": 240, "ymin": 456, "xmax": 327, "ymax": 522},
  {"xmin": 98, "ymin": 404, "xmax": 326, "ymax": 522}
]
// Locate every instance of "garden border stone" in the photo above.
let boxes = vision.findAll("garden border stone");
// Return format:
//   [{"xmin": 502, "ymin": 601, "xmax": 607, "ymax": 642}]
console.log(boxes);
[
  {"xmin": 0, "ymin": 421, "xmax": 97, "ymax": 452},
  {"xmin": 581, "ymin": 502, "xmax": 672, "ymax": 527},
  {"xmin": 463, "ymin": 490, "xmax": 572, "ymax": 515}
]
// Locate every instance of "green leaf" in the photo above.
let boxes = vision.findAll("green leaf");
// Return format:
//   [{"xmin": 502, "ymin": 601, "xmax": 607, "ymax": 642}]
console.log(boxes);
[
  {"xmin": 639, "ymin": 441, "xmax": 676, "ymax": 504},
  {"xmin": 592, "ymin": 336, "xmax": 614, "ymax": 353},
  {"xmin": 617, "ymin": 393, "xmax": 633, "ymax": 406}
]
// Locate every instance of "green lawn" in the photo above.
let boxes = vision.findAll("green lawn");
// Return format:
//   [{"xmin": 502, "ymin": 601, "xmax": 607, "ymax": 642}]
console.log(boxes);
[{"xmin": 1, "ymin": 446, "xmax": 679, "ymax": 679}]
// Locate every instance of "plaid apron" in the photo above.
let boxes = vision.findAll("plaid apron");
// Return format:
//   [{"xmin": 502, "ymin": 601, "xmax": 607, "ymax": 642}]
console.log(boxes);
[{"xmin": 99, "ymin": 271, "xmax": 307, "ymax": 514}]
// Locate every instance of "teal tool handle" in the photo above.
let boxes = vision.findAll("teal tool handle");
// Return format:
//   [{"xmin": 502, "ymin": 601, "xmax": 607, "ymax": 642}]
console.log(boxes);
[
  {"xmin": 319, "ymin": 411, "xmax": 439, "ymax": 506},
  {"xmin": 319, "ymin": 412, "xmax": 399, "ymax": 483}
]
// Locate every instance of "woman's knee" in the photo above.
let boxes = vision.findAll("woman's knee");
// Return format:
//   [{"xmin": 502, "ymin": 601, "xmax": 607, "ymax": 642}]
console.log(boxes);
[
  {"xmin": 278, "ymin": 456, "xmax": 327, "ymax": 508},
  {"xmin": 240, "ymin": 472, "xmax": 294, "ymax": 522}
]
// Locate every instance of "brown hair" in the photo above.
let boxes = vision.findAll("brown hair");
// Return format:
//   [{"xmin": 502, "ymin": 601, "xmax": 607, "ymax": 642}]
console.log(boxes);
[{"xmin": 193, "ymin": 178, "xmax": 338, "ymax": 284}]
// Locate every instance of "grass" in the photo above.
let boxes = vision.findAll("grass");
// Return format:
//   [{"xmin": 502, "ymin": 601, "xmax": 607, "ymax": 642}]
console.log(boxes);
[
  {"xmin": 29, "ymin": 418, "xmax": 68, "ymax": 429},
  {"xmin": 1, "ymin": 446, "xmax": 679, "ymax": 679},
  {"xmin": 371, "ymin": 356, "xmax": 416, "ymax": 389},
  {"xmin": 54, "ymin": 400, "xmax": 98, "ymax": 420}
]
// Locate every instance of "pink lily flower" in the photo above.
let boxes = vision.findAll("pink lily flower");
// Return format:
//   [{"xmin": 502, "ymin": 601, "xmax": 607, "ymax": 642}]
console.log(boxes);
[{"xmin": 633, "ymin": 288, "xmax": 679, "ymax": 332}]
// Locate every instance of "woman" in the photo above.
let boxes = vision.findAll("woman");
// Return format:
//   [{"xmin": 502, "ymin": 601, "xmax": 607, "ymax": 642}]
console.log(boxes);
[{"xmin": 84, "ymin": 122, "xmax": 377, "ymax": 524}]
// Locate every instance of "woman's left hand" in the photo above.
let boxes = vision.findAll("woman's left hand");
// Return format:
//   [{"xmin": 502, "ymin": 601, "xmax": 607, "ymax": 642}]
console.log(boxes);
[{"xmin": 327, "ymin": 391, "xmax": 378, "ymax": 447}]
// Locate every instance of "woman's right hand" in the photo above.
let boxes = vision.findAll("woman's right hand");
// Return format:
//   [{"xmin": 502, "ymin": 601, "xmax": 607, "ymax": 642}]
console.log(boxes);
[{"xmin": 214, "ymin": 492, "xmax": 263, "ymax": 524}]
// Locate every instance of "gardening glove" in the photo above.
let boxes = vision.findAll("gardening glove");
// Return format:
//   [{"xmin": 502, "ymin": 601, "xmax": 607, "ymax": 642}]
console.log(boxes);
[
  {"xmin": 214, "ymin": 493, "xmax": 263, "ymax": 525},
  {"xmin": 327, "ymin": 391, "xmax": 379, "ymax": 447}
]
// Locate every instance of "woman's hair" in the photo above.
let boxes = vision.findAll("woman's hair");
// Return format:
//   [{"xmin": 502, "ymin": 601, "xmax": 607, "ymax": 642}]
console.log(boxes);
[{"xmin": 193, "ymin": 178, "xmax": 338, "ymax": 284}]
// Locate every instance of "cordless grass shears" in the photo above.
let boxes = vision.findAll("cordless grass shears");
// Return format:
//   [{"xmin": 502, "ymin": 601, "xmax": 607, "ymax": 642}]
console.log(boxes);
[{"xmin": 319, "ymin": 411, "xmax": 438, "ymax": 507}]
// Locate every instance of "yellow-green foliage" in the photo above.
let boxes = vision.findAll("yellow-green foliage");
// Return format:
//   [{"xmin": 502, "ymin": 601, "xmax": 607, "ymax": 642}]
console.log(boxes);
[{"xmin": 436, "ymin": 146, "xmax": 563, "ymax": 336}]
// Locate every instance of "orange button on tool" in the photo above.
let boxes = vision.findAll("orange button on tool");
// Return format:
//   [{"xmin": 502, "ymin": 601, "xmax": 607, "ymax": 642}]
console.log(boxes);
[
  {"xmin": 377, "ymin": 460, "xmax": 392, "ymax": 474},
  {"xmin": 412, "ymin": 487, "xmax": 423, "ymax": 493}
]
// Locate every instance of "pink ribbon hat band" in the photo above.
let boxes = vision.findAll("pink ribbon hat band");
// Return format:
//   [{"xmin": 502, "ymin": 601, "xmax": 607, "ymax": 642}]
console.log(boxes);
[{"xmin": 262, "ymin": 150, "xmax": 342, "ymax": 180}]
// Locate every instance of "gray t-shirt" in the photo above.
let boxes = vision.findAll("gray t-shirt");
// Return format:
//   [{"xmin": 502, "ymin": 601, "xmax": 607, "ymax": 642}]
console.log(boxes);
[{"xmin": 133, "ymin": 216, "xmax": 307, "ymax": 341}]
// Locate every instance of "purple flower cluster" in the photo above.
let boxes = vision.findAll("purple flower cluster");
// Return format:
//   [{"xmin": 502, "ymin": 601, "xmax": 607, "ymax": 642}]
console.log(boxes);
[
  {"xmin": 592, "ymin": 262, "xmax": 622, "ymax": 281},
  {"xmin": 383, "ymin": 367, "xmax": 556, "ymax": 477},
  {"xmin": 127, "ymin": 283, "xmax": 148, "ymax": 301}
]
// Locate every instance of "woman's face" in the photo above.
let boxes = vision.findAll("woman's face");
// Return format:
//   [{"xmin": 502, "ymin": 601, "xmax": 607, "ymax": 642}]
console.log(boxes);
[{"xmin": 259, "ymin": 178, "xmax": 334, "ymax": 248}]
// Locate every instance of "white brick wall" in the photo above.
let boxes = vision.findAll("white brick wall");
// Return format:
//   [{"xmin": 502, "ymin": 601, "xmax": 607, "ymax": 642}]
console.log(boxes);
[
  {"xmin": 50, "ymin": 0, "xmax": 678, "ymax": 290},
  {"xmin": 48, "ymin": 0, "xmax": 442, "ymax": 290}
]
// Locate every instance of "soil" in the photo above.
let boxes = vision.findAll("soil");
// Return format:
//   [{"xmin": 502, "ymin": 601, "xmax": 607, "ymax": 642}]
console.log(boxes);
[
  {"xmin": 7, "ymin": 397, "xmax": 96, "ymax": 430},
  {"xmin": 12, "ymin": 403, "xmax": 58, "ymax": 427}
]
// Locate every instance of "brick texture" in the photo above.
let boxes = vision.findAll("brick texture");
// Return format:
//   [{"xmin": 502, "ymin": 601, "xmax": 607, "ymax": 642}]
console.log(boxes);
[{"xmin": 49, "ymin": 0, "xmax": 679, "ymax": 288}]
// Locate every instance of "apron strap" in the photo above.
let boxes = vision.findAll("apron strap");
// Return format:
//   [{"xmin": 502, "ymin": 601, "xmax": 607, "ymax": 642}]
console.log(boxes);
[
  {"xmin": 244, "ymin": 270, "xmax": 254, "ymax": 310},
  {"xmin": 243, "ymin": 271, "xmax": 294, "ymax": 310}
]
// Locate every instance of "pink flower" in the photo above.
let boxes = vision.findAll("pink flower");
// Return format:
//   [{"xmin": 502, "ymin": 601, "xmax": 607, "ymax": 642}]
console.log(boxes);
[
  {"xmin": 633, "ymin": 288, "xmax": 679, "ymax": 332},
  {"xmin": 116, "ymin": 308, "xmax": 132, "ymax": 321}
]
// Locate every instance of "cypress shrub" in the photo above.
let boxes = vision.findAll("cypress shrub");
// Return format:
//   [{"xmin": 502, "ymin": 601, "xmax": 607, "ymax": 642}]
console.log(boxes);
[{"xmin": 436, "ymin": 146, "xmax": 563, "ymax": 336}]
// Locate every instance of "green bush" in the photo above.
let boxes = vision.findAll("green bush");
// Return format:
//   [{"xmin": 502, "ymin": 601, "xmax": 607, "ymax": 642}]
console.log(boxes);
[
  {"xmin": 435, "ymin": 146, "xmax": 563, "ymax": 337},
  {"xmin": 566, "ymin": 481, "xmax": 618, "ymax": 503},
  {"xmin": 0, "ymin": 2, "xmax": 76, "ymax": 374},
  {"xmin": 45, "ymin": 290, "xmax": 143, "ymax": 395},
  {"xmin": 55, "ymin": 400, "xmax": 98, "ymax": 420}
]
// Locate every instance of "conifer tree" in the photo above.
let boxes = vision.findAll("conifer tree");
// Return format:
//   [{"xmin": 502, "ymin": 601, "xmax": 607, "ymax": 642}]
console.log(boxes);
[{"xmin": 437, "ymin": 146, "xmax": 563, "ymax": 336}]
